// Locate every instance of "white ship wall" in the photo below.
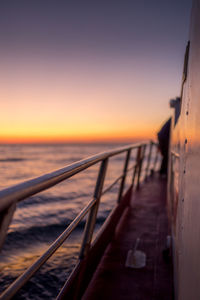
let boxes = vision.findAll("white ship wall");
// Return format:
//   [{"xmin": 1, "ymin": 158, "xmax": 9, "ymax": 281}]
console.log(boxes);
[{"xmin": 169, "ymin": 0, "xmax": 200, "ymax": 299}]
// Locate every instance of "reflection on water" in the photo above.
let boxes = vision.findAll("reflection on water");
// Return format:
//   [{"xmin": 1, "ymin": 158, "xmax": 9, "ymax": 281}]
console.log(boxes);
[
  {"xmin": 0, "ymin": 239, "xmax": 80, "ymax": 299},
  {"xmin": 0, "ymin": 143, "xmax": 158, "ymax": 299}
]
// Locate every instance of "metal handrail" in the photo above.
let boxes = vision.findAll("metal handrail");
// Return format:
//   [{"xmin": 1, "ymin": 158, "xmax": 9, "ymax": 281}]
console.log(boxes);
[
  {"xmin": 101, "ymin": 175, "xmax": 123, "ymax": 196},
  {"xmin": 101, "ymin": 162, "xmax": 137, "ymax": 196},
  {"xmin": 0, "ymin": 142, "xmax": 146, "ymax": 213},
  {"xmin": 0, "ymin": 198, "xmax": 97, "ymax": 300},
  {"xmin": 126, "ymin": 163, "xmax": 137, "ymax": 173},
  {"xmin": 0, "ymin": 141, "xmax": 159, "ymax": 300}
]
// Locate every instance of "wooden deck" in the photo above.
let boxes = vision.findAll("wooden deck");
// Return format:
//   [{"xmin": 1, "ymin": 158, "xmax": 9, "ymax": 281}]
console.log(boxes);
[{"xmin": 82, "ymin": 175, "xmax": 174, "ymax": 300}]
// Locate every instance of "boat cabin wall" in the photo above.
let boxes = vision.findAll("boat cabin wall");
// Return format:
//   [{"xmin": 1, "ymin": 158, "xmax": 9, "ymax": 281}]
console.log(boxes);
[{"xmin": 169, "ymin": 0, "xmax": 200, "ymax": 299}]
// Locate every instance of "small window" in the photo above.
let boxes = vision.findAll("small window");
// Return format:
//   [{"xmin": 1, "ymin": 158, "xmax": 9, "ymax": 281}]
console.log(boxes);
[{"xmin": 182, "ymin": 41, "xmax": 190, "ymax": 83}]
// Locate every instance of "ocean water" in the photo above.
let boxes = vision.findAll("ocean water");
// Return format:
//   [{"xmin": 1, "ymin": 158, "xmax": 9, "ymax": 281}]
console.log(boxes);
[{"xmin": 0, "ymin": 143, "xmax": 157, "ymax": 299}]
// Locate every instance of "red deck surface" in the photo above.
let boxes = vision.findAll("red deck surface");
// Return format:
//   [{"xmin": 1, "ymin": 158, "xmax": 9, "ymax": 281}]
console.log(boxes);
[{"xmin": 82, "ymin": 176, "xmax": 173, "ymax": 300}]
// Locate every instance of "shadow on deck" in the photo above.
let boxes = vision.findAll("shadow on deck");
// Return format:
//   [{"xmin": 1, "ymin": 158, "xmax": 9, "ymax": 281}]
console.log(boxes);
[{"xmin": 82, "ymin": 175, "xmax": 174, "ymax": 300}]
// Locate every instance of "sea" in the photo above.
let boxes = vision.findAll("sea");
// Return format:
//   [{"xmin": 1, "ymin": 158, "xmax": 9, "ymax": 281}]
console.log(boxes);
[{"xmin": 0, "ymin": 143, "xmax": 158, "ymax": 299}]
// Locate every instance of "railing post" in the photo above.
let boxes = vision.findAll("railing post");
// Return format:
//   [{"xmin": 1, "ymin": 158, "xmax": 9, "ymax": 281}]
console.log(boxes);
[
  {"xmin": 79, "ymin": 158, "xmax": 108, "ymax": 259},
  {"xmin": 153, "ymin": 144, "xmax": 159, "ymax": 171},
  {"xmin": 117, "ymin": 149, "xmax": 131, "ymax": 203},
  {"xmin": 132, "ymin": 146, "xmax": 141, "ymax": 187},
  {"xmin": 136, "ymin": 145, "xmax": 146, "ymax": 190},
  {"xmin": 145, "ymin": 141, "xmax": 153, "ymax": 179}
]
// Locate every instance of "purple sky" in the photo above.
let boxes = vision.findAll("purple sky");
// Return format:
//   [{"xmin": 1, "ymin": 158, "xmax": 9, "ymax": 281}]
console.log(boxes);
[{"xmin": 0, "ymin": 0, "xmax": 193, "ymax": 141}]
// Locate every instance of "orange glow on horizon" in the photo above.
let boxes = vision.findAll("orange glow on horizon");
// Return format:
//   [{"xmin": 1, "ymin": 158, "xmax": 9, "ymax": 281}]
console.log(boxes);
[
  {"xmin": 0, "ymin": 129, "xmax": 155, "ymax": 144},
  {"xmin": 0, "ymin": 51, "xmax": 169, "ymax": 146}
]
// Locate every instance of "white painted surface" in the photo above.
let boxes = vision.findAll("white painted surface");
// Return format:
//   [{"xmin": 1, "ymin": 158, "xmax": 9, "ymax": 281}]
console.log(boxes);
[{"xmin": 169, "ymin": 1, "xmax": 200, "ymax": 299}]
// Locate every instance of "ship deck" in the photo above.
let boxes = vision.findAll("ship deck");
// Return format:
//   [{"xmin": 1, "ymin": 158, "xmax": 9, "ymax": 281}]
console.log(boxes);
[{"xmin": 82, "ymin": 175, "xmax": 174, "ymax": 300}]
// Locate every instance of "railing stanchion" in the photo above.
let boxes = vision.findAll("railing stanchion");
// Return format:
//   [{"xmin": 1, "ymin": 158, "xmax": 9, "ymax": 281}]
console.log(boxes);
[
  {"xmin": 132, "ymin": 146, "xmax": 141, "ymax": 187},
  {"xmin": 136, "ymin": 145, "xmax": 146, "ymax": 190},
  {"xmin": 145, "ymin": 141, "xmax": 153, "ymax": 179},
  {"xmin": 153, "ymin": 144, "xmax": 159, "ymax": 171},
  {"xmin": 117, "ymin": 150, "xmax": 131, "ymax": 203},
  {"xmin": 79, "ymin": 158, "xmax": 108, "ymax": 259}
]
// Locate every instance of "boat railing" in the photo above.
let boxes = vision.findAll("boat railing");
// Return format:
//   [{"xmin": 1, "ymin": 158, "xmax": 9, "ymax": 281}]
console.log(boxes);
[{"xmin": 0, "ymin": 141, "xmax": 160, "ymax": 300}]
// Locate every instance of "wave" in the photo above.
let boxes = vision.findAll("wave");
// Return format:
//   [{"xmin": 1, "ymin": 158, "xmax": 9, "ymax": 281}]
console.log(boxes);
[
  {"xmin": 0, "ymin": 158, "xmax": 26, "ymax": 162},
  {"xmin": 17, "ymin": 192, "xmax": 91, "ymax": 208},
  {"xmin": 3, "ymin": 215, "xmax": 107, "ymax": 252}
]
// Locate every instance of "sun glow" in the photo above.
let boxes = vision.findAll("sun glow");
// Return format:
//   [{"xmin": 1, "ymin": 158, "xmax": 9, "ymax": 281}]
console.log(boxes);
[
  {"xmin": 0, "ymin": 57, "xmax": 166, "ymax": 144},
  {"xmin": 0, "ymin": 126, "xmax": 154, "ymax": 144}
]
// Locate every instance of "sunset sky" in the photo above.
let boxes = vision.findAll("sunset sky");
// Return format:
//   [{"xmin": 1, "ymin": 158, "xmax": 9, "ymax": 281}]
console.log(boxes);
[{"xmin": 0, "ymin": 0, "xmax": 192, "ymax": 143}]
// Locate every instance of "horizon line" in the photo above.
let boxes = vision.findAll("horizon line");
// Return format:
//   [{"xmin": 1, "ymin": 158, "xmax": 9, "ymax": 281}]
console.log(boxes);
[
  {"xmin": 0, "ymin": 138, "xmax": 155, "ymax": 145},
  {"xmin": 0, "ymin": 134, "xmax": 155, "ymax": 144}
]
